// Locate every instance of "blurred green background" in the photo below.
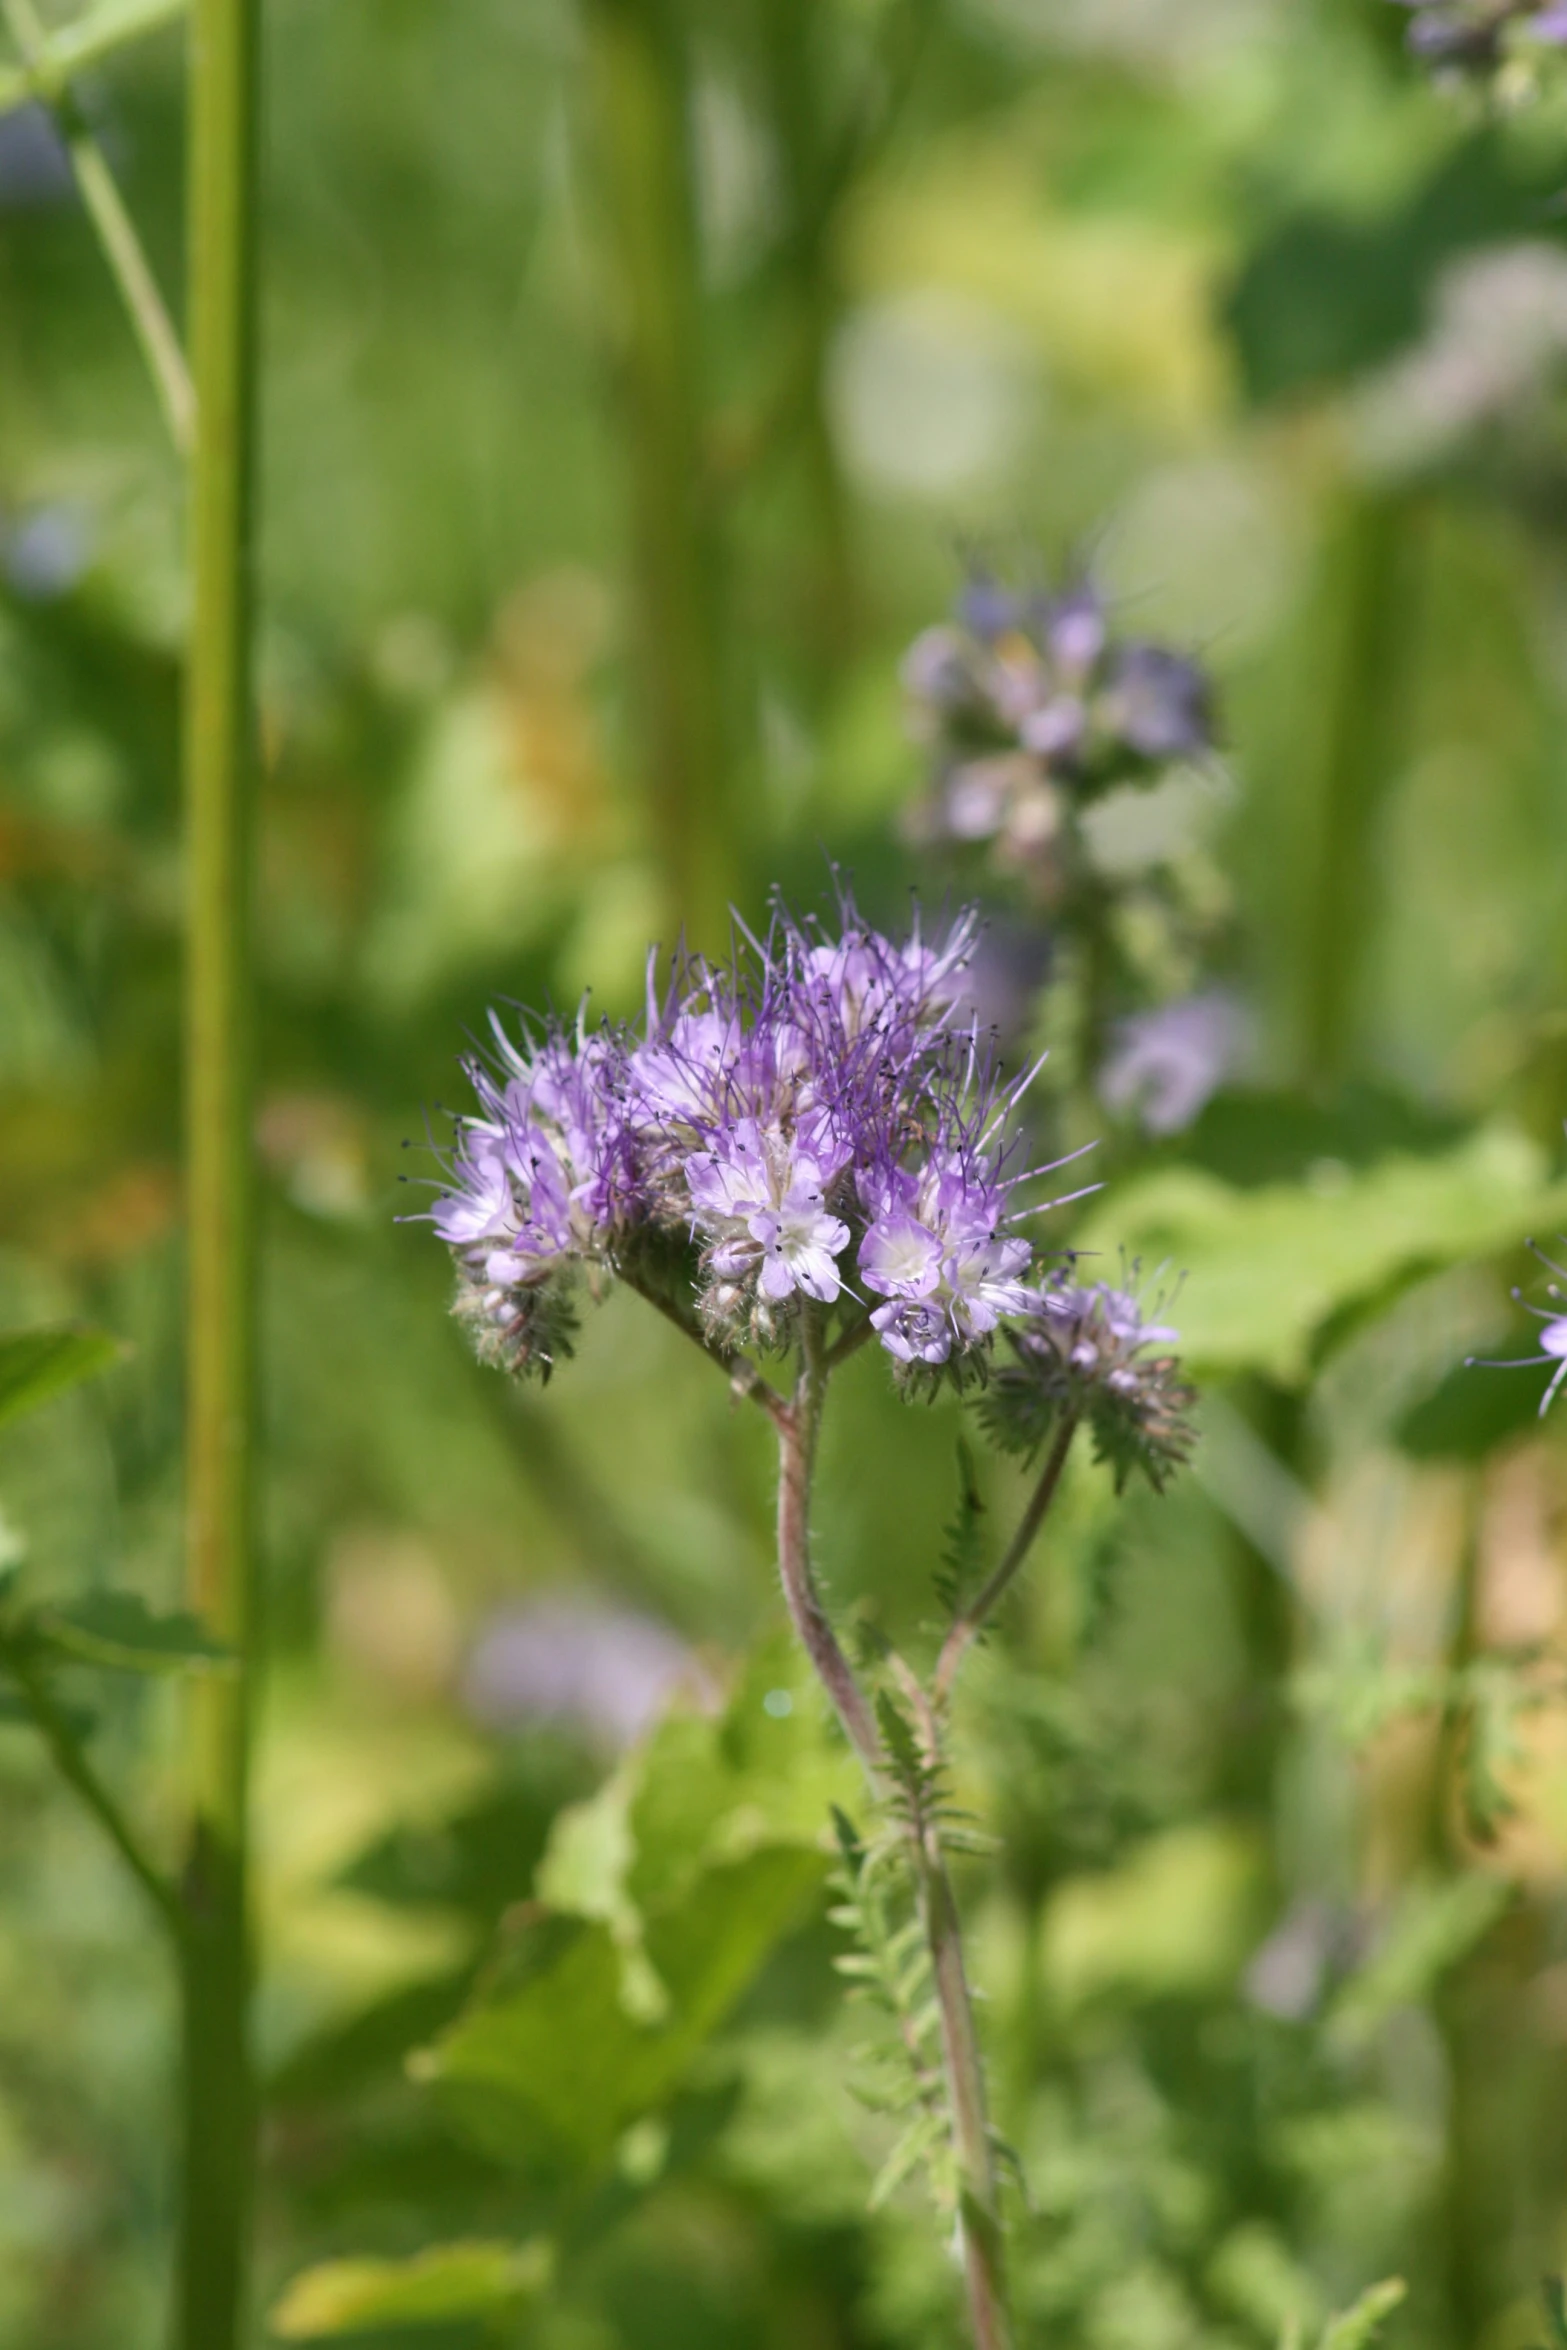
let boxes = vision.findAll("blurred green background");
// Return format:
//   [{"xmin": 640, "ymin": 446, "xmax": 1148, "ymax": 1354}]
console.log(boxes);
[{"xmin": 10, "ymin": 0, "xmax": 1567, "ymax": 2343}]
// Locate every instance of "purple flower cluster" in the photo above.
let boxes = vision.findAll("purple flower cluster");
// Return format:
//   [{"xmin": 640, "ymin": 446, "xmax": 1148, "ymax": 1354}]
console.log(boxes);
[
  {"xmin": 1392, "ymin": 0, "xmax": 1567, "ymax": 67},
  {"xmin": 423, "ymin": 897, "xmax": 1066, "ymax": 1380},
  {"xmin": 902, "ymin": 574, "xmax": 1212, "ymax": 891}
]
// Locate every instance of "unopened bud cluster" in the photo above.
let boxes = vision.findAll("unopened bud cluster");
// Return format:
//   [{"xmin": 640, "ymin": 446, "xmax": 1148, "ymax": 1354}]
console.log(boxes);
[{"xmin": 983, "ymin": 1275, "xmax": 1197, "ymax": 1492}]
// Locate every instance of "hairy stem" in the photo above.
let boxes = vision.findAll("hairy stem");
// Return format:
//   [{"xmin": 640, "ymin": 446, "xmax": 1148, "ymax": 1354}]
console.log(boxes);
[
  {"xmin": 177, "ymin": 0, "xmax": 262, "ymax": 2335},
  {"xmin": 774, "ymin": 1316, "xmax": 881, "ymax": 1775},
  {"xmin": 935, "ymin": 1414, "xmax": 1077, "ymax": 1709},
  {"xmin": 914, "ymin": 1829, "xmax": 1013, "ymax": 2350},
  {"xmin": 3, "ymin": 1645, "xmax": 182, "ymax": 1937},
  {"xmin": 0, "ymin": 0, "xmax": 193, "ymax": 453}
]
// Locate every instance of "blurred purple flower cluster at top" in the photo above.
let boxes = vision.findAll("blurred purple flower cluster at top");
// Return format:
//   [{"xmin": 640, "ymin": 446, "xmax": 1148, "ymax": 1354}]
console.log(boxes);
[
  {"xmin": 1391, "ymin": 0, "xmax": 1567, "ymax": 67},
  {"xmin": 419, "ymin": 892, "xmax": 1086, "ymax": 1380},
  {"xmin": 901, "ymin": 572, "xmax": 1213, "ymax": 896}
]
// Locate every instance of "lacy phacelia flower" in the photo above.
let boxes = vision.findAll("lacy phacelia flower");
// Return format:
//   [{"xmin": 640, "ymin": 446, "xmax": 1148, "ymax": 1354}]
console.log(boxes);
[
  {"xmin": 983, "ymin": 1275, "xmax": 1196, "ymax": 1491},
  {"xmin": 1392, "ymin": 0, "xmax": 1567, "ymax": 67},
  {"xmin": 415, "ymin": 895, "xmax": 1070, "ymax": 1379},
  {"xmin": 1470, "ymin": 1238, "xmax": 1567, "ymax": 1415},
  {"xmin": 902, "ymin": 572, "xmax": 1213, "ymax": 888}
]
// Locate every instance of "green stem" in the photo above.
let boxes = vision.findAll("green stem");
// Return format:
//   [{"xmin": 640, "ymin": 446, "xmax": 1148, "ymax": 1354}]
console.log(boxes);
[
  {"xmin": 0, "ymin": 0, "xmax": 186, "ymax": 111},
  {"xmin": 770, "ymin": 1317, "xmax": 1014, "ymax": 2350},
  {"xmin": 177, "ymin": 0, "xmax": 261, "ymax": 2335},
  {"xmin": 935, "ymin": 1415, "xmax": 1077, "ymax": 1710},
  {"xmin": 913, "ymin": 1832, "xmax": 1013, "ymax": 2350},
  {"xmin": 3, "ymin": 1644, "xmax": 182, "ymax": 1937},
  {"xmin": 580, "ymin": 0, "xmax": 733, "ymax": 951},
  {"xmin": 0, "ymin": 0, "xmax": 193, "ymax": 453},
  {"xmin": 774, "ymin": 1317, "xmax": 882, "ymax": 1774}
]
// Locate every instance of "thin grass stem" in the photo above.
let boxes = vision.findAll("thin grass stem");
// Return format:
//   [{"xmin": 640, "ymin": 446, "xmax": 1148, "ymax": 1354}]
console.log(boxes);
[
  {"xmin": 176, "ymin": 0, "xmax": 262, "ymax": 2334},
  {"xmin": 0, "ymin": 0, "xmax": 193, "ymax": 453}
]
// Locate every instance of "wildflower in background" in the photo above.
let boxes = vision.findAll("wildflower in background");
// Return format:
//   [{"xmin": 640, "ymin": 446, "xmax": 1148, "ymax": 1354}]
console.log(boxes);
[
  {"xmin": 983, "ymin": 1271, "xmax": 1197, "ymax": 1490},
  {"xmin": 462, "ymin": 1595, "xmax": 704, "ymax": 1748},
  {"xmin": 901, "ymin": 570, "xmax": 1214, "ymax": 893},
  {"xmin": 1470, "ymin": 1238, "xmax": 1567, "ymax": 1414},
  {"xmin": 1098, "ymin": 991, "xmax": 1248, "ymax": 1137},
  {"xmin": 1391, "ymin": 0, "xmax": 1567, "ymax": 69},
  {"xmin": 414, "ymin": 892, "xmax": 1081, "ymax": 1381}
]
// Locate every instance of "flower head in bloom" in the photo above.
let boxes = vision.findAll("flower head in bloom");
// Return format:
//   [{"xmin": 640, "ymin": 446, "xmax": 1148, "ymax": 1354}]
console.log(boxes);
[
  {"xmin": 413, "ymin": 891, "xmax": 1074, "ymax": 1382},
  {"xmin": 901, "ymin": 570, "xmax": 1214, "ymax": 890},
  {"xmin": 982, "ymin": 1269, "xmax": 1196, "ymax": 1492},
  {"xmin": 1469, "ymin": 1237, "xmax": 1567, "ymax": 1416}
]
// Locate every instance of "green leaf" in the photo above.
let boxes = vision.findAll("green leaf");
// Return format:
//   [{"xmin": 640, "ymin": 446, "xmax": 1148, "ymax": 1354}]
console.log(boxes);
[
  {"xmin": 1315, "ymin": 2277, "xmax": 1407, "ymax": 2350},
  {"xmin": 35, "ymin": 1591, "xmax": 231, "ymax": 1675},
  {"xmin": 1074, "ymin": 1128, "xmax": 1567, "ymax": 1384},
  {"xmin": 0, "ymin": 1326, "xmax": 122, "ymax": 1435},
  {"xmin": 270, "ymin": 2239, "xmax": 550, "ymax": 2341},
  {"xmin": 431, "ymin": 1843, "xmax": 825, "ymax": 2168},
  {"xmin": 868, "ymin": 2106, "xmax": 948, "ymax": 2209},
  {"xmin": 1395, "ymin": 1343, "xmax": 1548, "ymax": 1461}
]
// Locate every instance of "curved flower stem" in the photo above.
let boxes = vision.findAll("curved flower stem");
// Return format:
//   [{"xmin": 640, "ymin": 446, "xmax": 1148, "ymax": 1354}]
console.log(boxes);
[
  {"xmin": 823, "ymin": 1309, "xmax": 876, "ymax": 1373},
  {"xmin": 881, "ymin": 1653, "xmax": 1012, "ymax": 2350},
  {"xmin": 772, "ymin": 1317, "xmax": 1016, "ymax": 2349},
  {"xmin": 914, "ymin": 1832, "xmax": 1012, "ymax": 2350},
  {"xmin": 3, "ymin": 1644, "xmax": 183, "ymax": 1939},
  {"xmin": 774, "ymin": 1312, "xmax": 881, "ymax": 1776},
  {"xmin": 935, "ymin": 1414, "xmax": 1078, "ymax": 1711}
]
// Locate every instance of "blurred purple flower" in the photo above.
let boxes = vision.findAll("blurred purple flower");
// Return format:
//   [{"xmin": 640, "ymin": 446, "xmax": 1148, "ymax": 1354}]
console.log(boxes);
[
  {"xmin": 462, "ymin": 1596, "xmax": 705, "ymax": 1749},
  {"xmin": 4, "ymin": 504, "xmax": 92, "ymax": 601},
  {"xmin": 1098, "ymin": 991, "xmax": 1247, "ymax": 1137},
  {"xmin": 0, "ymin": 106, "xmax": 73, "ymax": 208},
  {"xmin": 902, "ymin": 570, "xmax": 1216, "ymax": 877},
  {"xmin": 1392, "ymin": 0, "xmax": 1567, "ymax": 65}
]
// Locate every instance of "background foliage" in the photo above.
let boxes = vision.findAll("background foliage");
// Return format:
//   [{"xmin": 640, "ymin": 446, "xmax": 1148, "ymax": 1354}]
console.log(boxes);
[{"xmin": 6, "ymin": 0, "xmax": 1567, "ymax": 2342}]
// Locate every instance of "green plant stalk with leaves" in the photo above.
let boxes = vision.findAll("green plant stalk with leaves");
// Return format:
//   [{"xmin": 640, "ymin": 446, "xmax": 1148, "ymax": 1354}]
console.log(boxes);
[
  {"xmin": 177, "ymin": 0, "xmax": 263, "ymax": 2336},
  {"xmin": 764, "ymin": 1311, "xmax": 1089, "ymax": 2350},
  {"xmin": 0, "ymin": 0, "xmax": 262, "ymax": 2334}
]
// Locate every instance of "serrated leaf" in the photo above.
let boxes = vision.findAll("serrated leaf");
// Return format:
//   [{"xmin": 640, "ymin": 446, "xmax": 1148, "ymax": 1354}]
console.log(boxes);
[
  {"xmin": 271, "ymin": 2239, "xmax": 551, "ymax": 2339},
  {"xmin": 36, "ymin": 1592, "xmax": 232, "ymax": 1675},
  {"xmin": 1074, "ymin": 1130, "xmax": 1567, "ymax": 1383},
  {"xmin": 1315, "ymin": 2277, "xmax": 1406, "ymax": 2350},
  {"xmin": 874, "ymin": 1691, "xmax": 924, "ymax": 1789},
  {"xmin": 0, "ymin": 1327, "xmax": 122, "ymax": 1436},
  {"xmin": 868, "ymin": 2107, "xmax": 948, "ymax": 2209}
]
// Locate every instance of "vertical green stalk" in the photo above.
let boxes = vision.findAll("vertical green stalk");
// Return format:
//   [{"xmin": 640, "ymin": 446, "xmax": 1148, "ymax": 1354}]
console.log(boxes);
[
  {"xmin": 178, "ymin": 0, "xmax": 261, "ymax": 2339},
  {"xmin": 581, "ymin": 0, "xmax": 733, "ymax": 951},
  {"xmin": 758, "ymin": 0, "xmax": 854, "ymax": 689}
]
